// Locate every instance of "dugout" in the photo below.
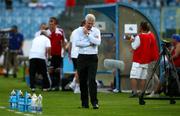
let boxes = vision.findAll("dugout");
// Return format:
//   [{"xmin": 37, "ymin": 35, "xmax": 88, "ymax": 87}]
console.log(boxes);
[{"xmin": 84, "ymin": 3, "xmax": 161, "ymax": 91}]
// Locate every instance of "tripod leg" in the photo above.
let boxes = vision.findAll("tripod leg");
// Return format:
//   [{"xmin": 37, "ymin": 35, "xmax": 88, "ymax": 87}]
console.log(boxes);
[
  {"xmin": 139, "ymin": 96, "xmax": 145, "ymax": 105},
  {"xmin": 140, "ymin": 56, "xmax": 161, "ymax": 97},
  {"xmin": 139, "ymin": 57, "xmax": 162, "ymax": 105},
  {"xmin": 170, "ymin": 98, "xmax": 176, "ymax": 104}
]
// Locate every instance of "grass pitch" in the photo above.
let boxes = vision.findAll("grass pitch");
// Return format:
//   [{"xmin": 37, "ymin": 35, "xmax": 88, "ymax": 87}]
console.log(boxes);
[{"xmin": 0, "ymin": 75, "xmax": 180, "ymax": 116}]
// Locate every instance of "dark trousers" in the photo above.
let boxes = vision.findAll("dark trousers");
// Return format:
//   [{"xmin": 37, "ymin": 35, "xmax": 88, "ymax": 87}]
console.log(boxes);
[
  {"xmin": 77, "ymin": 54, "xmax": 98, "ymax": 106},
  {"xmin": 50, "ymin": 55, "xmax": 63, "ymax": 88},
  {"xmin": 72, "ymin": 58, "xmax": 77, "ymax": 70},
  {"xmin": 29, "ymin": 58, "xmax": 50, "ymax": 89}
]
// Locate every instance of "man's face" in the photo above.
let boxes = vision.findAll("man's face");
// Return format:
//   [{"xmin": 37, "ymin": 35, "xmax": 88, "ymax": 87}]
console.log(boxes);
[
  {"xmin": 11, "ymin": 28, "xmax": 17, "ymax": 33},
  {"xmin": 49, "ymin": 19, "xmax": 56, "ymax": 29},
  {"xmin": 41, "ymin": 24, "xmax": 48, "ymax": 30},
  {"xmin": 85, "ymin": 20, "xmax": 94, "ymax": 30}
]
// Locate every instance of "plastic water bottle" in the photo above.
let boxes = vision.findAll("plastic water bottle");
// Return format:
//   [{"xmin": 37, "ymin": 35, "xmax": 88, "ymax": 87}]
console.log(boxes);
[
  {"xmin": 18, "ymin": 90, "xmax": 25, "ymax": 112},
  {"xmin": 37, "ymin": 94, "xmax": 43, "ymax": 114},
  {"xmin": 31, "ymin": 93, "xmax": 37, "ymax": 113},
  {"xmin": 9, "ymin": 90, "xmax": 16, "ymax": 110},
  {"xmin": 18, "ymin": 96, "xmax": 25, "ymax": 112},
  {"xmin": 26, "ymin": 93, "xmax": 32, "ymax": 112},
  {"xmin": 16, "ymin": 90, "xmax": 21, "ymax": 109}
]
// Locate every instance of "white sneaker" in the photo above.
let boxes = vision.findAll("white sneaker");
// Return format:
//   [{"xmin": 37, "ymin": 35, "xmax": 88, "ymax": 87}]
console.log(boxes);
[
  {"xmin": 69, "ymin": 81, "xmax": 76, "ymax": 90},
  {"xmin": 74, "ymin": 84, "xmax": 80, "ymax": 94},
  {"xmin": 146, "ymin": 91, "xmax": 159, "ymax": 97},
  {"xmin": 113, "ymin": 88, "xmax": 119, "ymax": 93}
]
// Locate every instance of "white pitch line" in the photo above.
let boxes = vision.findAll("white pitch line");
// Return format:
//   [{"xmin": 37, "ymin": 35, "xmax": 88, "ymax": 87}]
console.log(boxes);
[{"xmin": 0, "ymin": 106, "xmax": 34, "ymax": 116}]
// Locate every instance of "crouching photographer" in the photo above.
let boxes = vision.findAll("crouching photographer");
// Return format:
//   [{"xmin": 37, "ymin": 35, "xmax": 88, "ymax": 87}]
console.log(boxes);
[
  {"xmin": 171, "ymin": 34, "xmax": 180, "ymax": 68},
  {"xmin": 148, "ymin": 34, "xmax": 180, "ymax": 97}
]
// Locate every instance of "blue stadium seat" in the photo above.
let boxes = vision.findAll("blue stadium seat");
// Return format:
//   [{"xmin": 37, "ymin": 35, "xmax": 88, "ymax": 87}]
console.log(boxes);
[{"xmin": 0, "ymin": 0, "xmax": 65, "ymax": 39}]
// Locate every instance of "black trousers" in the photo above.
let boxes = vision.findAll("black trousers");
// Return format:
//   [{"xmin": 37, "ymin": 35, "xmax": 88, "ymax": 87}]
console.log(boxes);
[
  {"xmin": 50, "ymin": 55, "xmax": 63, "ymax": 88},
  {"xmin": 72, "ymin": 58, "xmax": 77, "ymax": 70},
  {"xmin": 29, "ymin": 58, "xmax": 50, "ymax": 89},
  {"xmin": 77, "ymin": 54, "xmax": 98, "ymax": 106}
]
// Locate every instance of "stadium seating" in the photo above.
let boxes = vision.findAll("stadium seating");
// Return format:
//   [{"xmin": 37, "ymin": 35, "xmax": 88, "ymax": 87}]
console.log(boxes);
[
  {"xmin": 0, "ymin": 1, "xmax": 179, "ymax": 39},
  {"xmin": 0, "ymin": 0, "xmax": 65, "ymax": 39}
]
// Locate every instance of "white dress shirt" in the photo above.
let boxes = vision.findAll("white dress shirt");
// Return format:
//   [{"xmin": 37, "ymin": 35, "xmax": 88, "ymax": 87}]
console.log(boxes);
[{"xmin": 75, "ymin": 26, "xmax": 101, "ymax": 55}]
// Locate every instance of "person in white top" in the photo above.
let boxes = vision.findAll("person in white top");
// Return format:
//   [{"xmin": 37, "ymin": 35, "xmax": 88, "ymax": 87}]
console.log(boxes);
[
  {"xmin": 68, "ymin": 20, "xmax": 86, "ymax": 93},
  {"xmin": 29, "ymin": 31, "xmax": 51, "ymax": 92},
  {"xmin": 34, "ymin": 23, "xmax": 48, "ymax": 37},
  {"xmin": 76, "ymin": 14, "xmax": 101, "ymax": 109}
]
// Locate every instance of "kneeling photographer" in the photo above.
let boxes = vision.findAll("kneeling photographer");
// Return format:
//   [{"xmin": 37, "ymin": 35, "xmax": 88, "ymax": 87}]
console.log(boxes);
[
  {"xmin": 149, "ymin": 34, "xmax": 180, "ymax": 97},
  {"xmin": 171, "ymin": 34, "xmax": 180, "ymax": 68}
]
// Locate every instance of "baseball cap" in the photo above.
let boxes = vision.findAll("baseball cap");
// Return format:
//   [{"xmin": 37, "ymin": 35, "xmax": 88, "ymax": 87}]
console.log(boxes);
[{"xmin": 172, "ymin": 34, "xmax": 180, "ymax": 42}]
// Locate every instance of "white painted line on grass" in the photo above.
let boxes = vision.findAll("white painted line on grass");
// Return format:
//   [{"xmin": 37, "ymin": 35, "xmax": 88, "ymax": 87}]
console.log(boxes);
[
  {"xmin": 0, "ymin": 106, "xmax": 34, "ymax": 116},
  {"xmin": 0, "ymin": 106, "xmax": 6, "ymax": 109}
]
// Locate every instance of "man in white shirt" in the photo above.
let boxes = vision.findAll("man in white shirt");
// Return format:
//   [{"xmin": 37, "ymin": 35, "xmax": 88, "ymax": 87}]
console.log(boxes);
[
  {"xmin": 29, "ymin": 31, "xmax": 51, "ymax": 92},
  {"xmin": 34, "ymin": 23, "xmax": 48, "ymax": 37},
  {"xmin": 76, "ymin": 14, "xmax": 101, "ymax": 109}
]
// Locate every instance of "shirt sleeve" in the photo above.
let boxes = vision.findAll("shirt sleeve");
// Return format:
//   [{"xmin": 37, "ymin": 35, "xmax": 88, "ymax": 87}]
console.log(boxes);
[
  {"xmin": 46, "ymin": 37, "xmax": 51, "ymax": 48},
  {"xmin": 88, "ymin": 29, "xmax": 101, "ymax": 45},
  {"xmin": 131, "ymin": 35, "xmax": 140, "ymax": 50}
]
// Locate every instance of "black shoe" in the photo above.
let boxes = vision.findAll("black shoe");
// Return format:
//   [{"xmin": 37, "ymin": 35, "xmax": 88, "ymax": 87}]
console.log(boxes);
[
  {"xmin": 93, "ymin": 104, "xmax": 99, "ymax": 109},
  {"xmin": 4, "ymin": 73, "xmax": 9, "ymax": 77},
  {"xmin": 81, "ymin": 102, "xmax": 89, "ymax": 108},
  {"xmin": 82, "ymin": 105, "xmax": 89, "ymax": 108},
  {"xmin": 129, "ymin": 91, "xmax": 138, "ymax": 98},
  {"xmin": 13, "ymin": 74, "xmax": 17, "ymax": 78}
]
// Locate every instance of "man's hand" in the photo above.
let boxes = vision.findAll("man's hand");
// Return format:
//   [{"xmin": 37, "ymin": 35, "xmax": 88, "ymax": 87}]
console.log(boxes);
[
  {"xmin": 90, "ymin": 42, "xmax": 96, "ymax": 47},
  {"xmin": 83, "ymin": 27, "xmax": 89, "ymax": 36}
]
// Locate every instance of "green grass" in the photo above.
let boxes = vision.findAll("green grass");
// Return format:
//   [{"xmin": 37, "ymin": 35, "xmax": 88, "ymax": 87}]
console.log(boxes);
[{"xmin": 0, "ymin": 75, "xmax": 180, "ymax": 116}]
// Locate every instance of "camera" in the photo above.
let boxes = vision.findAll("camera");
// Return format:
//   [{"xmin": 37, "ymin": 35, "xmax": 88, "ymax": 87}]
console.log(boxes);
[
  {"xmin": 161, "ymin": 39, "xmax": 172, "ymax": 48},
  {"xmin": 123, "ymin": 24, "xmax": 137, "ymax": 40}
]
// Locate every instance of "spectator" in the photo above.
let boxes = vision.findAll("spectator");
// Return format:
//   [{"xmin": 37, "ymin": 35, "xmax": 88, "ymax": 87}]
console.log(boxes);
[
  {"xmin": 104, "ymin": 0, "xmax": 117, "ymax": 4},
  {"xmin": 47, "ymin": 17, "xmax": 66, "ymax": 91},
  {"xmin": 68, "ymin": 20, "xmax": 86, "ymax": 94},
  {"xmin": 76, "ymin": 14, "xmax": 101, "ymax": 109},
  {"xmin": 5, "ymin": 25, "xmax": 24, "ymax": 78},
  {"xmin": 34, "ymin": 23, "xmax": 48, "ymax": 37},
  {"xmin": 65, "ymin": 0, "xmax": 76, "ymax": 17},
  {"xmin": 5, "ymin": 0, "xmax": 13, "ymax": 11},
  {"xmin": 29, "ymin": 31, "xmax": 51, "ymax": 92},
  {"xmin": 128, "ymin": 21, "xmax": 153, "ymax": 97},
  {"xmin": 176, "ymin": 0, "xmax": 180, "ymax": 6}
]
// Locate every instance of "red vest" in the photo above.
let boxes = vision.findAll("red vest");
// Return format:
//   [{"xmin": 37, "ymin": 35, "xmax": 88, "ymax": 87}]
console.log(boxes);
[
  {"xmin": 133, "ymin": 33, "xmax": 152, "ymax": 64},
  {"xmin": 172, "ymin": 48, "xmax": 180, "ymax": 67},
  {"xmin": 49, "ymin": 29, "xmax": 64, "ymax": 56},
  {"xmin": 66, "ymin": 0, "xmax": 76, "ymax": 7},
  {"xmin": 104, "ymin": 0, "xmax": 117, "ymax": 4},
  {"xmin": 149, "ymin": 32, "xmax": 159, "ymax": 61}
]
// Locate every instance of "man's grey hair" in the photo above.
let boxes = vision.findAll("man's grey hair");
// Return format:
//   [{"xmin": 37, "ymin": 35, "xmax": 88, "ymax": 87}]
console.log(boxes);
[{"xmin": 85, "ymin": 14, "xmax": 96, "ymax": 22}]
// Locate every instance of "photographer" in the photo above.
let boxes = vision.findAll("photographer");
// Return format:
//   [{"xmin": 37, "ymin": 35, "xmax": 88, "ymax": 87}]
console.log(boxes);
[
  {"xmin": 128, "ymin": 21, "xmax": 153, "ymax": 97},
  {"xmin": 149, "ymin": 35, "xmax": 180, "ymax": 97},
  {"xmin": 171, "ymin": 34, "xmax": 180, "ymax": 68}
]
